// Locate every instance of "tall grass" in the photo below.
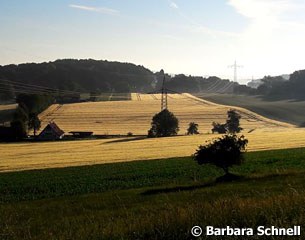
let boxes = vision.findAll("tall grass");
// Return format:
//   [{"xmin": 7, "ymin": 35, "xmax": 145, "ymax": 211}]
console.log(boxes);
[{"xmin": 1, "ymin": 175, "xmax": 305, "ymax": 239}]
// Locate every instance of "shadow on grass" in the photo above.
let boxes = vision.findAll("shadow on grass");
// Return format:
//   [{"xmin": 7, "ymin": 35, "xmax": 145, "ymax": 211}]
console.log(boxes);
[
  {"xmin": 215, "ymin": 173, "xmax": 244, "ymax": 183},
  {"xmin": 142, "ymin": 171, "xmax": 300, "ymax": 196},
  {"xmin": 141, "ymin": 181, "xmax": 216, "ymax": 195},
  {"xmin": 142, "ymin": 174, "xmax": 244, "ymax": 195},
  {"xmin": 102, "ymin": 136, "xmax": 147, "ymax": 144}
]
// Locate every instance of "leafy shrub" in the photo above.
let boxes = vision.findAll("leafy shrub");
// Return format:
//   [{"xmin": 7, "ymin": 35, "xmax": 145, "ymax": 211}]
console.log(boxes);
[{"xmin": 193, "ymin": 134, "xmax": 248, "ymax": 175}]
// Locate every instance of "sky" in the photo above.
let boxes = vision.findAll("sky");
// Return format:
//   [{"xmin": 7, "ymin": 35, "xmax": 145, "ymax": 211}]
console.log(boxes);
[{"xmin": 1, "ymin": 0, "xmax": 305, "ymax": 83}]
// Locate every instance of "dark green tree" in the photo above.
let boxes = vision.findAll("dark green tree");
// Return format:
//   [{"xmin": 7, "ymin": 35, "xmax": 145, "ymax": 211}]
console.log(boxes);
[
  {"xmin": 16, "ymin": 94, "xmax": 53, "ymax": 113},
  {"xmin": 148, "ymin": 109, "xmax": 179, "ymax": 137},
  {"xmin": 226, "ymin": 109, "xmax": 242, "ymax": 133},
  {"xmin": 211, "ymin": 110, "xmax": 243, "ymax": 134},
  {"xmin": 211, "ymin": 122, "xmax": 227, "ymax": 134},
  {"xmin": 187, "ymin": 122, "xmax": 199, "ymax": 135},
  {"xmin": 13, "ymin": 105, "xmax": 29, "ymax": 123},
  {"xmin": 193, "ymin": 134, "xmax": 248, "ymax": 175},
  {"xmin": 10, "ymin": 120, "xmax": 27, "ymax": 140},
  {"xmin": 28, "ymin": 113, "xmax": 41, "ymax": 137}
]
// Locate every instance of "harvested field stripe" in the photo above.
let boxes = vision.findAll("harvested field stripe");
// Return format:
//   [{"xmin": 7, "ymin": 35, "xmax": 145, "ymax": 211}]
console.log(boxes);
[
  {"xmin": 2, "ymin": 128, "xmax": 305, "ymax": 172},
  {"xmin": 36, "ymin": 93, "xmax": 294, "ymax": 135}
]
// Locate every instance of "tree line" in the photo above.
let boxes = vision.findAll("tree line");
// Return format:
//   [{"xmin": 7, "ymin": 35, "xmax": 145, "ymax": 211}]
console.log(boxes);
[
  {"xmin": 147, "ymin": 108, "xmax": 242, "ymax": 137},
  {"xmin": 0, "ymin": 59, "xmax": 238, "ymax": 102},
  {"xmin": 0, "ymin": 94, "xmax": 53, "ymax": 141},
  {"xmin": 234, "ymin": 70, "xmax": 305, "ymax": 100},
  {"xmin": 0, "ymin": 59, "xmax": 154, "ymax": 101},
  {"xmin": 2, "ymin": 59, "xmax": 305, "ymax": 101}
]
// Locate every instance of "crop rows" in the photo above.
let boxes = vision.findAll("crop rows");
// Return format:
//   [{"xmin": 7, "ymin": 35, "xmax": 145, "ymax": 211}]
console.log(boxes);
[
  {"xmin": 0, "ymin": 93, "xmax": 298, "ymax": 172},
  {"xmin": 2, "ymin": 127, "xmax": 305, "ymax": 172},
  {"xmin": 37, "ymin": 93, "xmax": 292, "ymax": 135}
]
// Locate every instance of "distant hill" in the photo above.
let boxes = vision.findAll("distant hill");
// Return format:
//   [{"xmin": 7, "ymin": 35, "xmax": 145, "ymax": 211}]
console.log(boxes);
[
  {"xmin": 0, "ymin": 59, "xmax": 238, "ymax": 101},
  {"xmin": 0, "ymin": 59, "xmax": 155, "ymax": 99}
]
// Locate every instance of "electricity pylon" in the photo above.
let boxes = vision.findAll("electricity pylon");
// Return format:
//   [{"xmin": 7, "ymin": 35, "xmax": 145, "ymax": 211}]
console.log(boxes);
[
  {"xmin": 161, "ymin": 76, "xmax": 168, "ymax": 111},
  {"xmin": 228, "ymin": 60, "xmax": 243, "ymax": 82}
]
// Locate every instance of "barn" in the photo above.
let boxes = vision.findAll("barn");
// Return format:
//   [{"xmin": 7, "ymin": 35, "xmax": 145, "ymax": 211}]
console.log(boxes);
[{"xmin": 38, "ymin": 122, "xmax": 65, "ymax": 140}]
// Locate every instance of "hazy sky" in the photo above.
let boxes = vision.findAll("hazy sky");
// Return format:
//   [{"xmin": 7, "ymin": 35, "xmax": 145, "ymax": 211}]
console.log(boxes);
[{"xmin": 1, "ymin": 0, "xmax": 305, "ymax": 83}]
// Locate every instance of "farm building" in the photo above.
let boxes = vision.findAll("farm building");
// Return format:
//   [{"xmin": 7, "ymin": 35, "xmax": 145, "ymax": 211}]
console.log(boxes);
[
  {"xmin": 38, "ymin": 122, "xmax": 64, "ymax": 140},
  {"xmin": 69, "ymin": 131, "xmax": 93, "ymax": 138}
]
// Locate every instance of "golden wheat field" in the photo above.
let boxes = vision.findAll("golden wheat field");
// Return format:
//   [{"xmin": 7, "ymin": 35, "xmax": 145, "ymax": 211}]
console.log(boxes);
[
  {"xmin": 37, "ymin": 93, "xmax": 292, "ymax": 135},
  {"xmin": 0, "ymin": 103, "xmax": 17, "ymax": 111},
  {"xmin": 1, "ymin": 93, "xmax": 304, "ymax": 172},
  {"xmin": 2, "ymin": 128, "xmax": 305, "ymax": 172}
]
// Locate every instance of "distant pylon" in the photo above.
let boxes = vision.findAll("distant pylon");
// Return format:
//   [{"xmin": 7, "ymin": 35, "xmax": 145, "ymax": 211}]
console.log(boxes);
[
  {"xmin": 161, "ymin": 75, "xmax": 168, "ymax": 111},
  {"xmin": 228, "ymin": 60, "xmax": 243, "ymax": 82}
]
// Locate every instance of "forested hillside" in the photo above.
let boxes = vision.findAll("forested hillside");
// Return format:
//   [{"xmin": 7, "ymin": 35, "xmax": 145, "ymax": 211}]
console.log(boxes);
[
  {"xmin": 0, "ymin": 59, "xmax": 155, "ymax": 100},
  {"xmin": 0, "ymin": 59, "xmax": 236, "ymax": 101},
  {"xmin": 2, "ymin": 59, "xmax": 305, "ymax": 102},
  {"xmin": 256, "ymin": 70, "xmax": 305, "ymax": 100}
]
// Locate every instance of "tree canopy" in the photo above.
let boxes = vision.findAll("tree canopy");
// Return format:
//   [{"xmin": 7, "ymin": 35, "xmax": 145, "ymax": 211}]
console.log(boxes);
[
  {"xmin": 187, "ymin": 122, "xmax": 199, "ymax": 135},
  {"xmin": 148, "ymin": 109, "xmax": 179, "ymax": 137},
  {"xmin": 211, "ymin": 109, "xmax": 242, "ymax": 134},
  {"xmin": 193, "ymin": 134, "xmax": 248, "ymax": 175},
  {"xmin": 226, "ymin": 109, "xmax": 242, "ymax": 133},
  {"xmin": 0, "ymin": 59, "xmax": 240, "ymax": 102}
]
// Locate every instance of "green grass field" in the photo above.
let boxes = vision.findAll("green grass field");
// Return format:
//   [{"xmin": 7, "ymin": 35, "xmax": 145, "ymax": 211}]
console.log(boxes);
[
  {"xmin": 196, "ymin": 93, "xmax": 305, "ymax": 126},
  {"xmin": 1, "ymin": 148, "xmax": 305, "ymax": 239}
]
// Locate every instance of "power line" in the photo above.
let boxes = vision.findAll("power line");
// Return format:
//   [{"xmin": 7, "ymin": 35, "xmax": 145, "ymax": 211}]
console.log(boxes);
[
  {"xmin": 0, "ymin": 79, "xmax": 123, "ymax": 97},
  {"xmin": 215, "ymin": 81, "xmax": 235, "ymax": 93},
  {"xmin": 205, "ymin": 80, "xmax": 224, "ymax": 93},
  {"xmin": 0, "ymin": 79, "xmax": 81, "ymax": 95}
]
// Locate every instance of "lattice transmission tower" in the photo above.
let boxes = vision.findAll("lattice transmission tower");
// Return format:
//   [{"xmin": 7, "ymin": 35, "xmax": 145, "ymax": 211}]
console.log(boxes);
[
  {"xmin": 228, "ymin": 60, "xmax": 243, "ymax": 82},
  {"xmin": 161, "ymin": 75, "xmax": 168, "ymax": 111}
]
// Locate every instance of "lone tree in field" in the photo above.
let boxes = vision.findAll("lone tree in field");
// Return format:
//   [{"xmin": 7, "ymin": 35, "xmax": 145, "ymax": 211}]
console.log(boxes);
[
  {"xmin": 226, "ymin": 109, "xmax": 242, "ymax": 133},
  {"xmin": 148, "ymin": 109, "xmax": 179, "ymax": 137},
  {"xmin": 193, "ymin": 134, "xmax": 248, "ymax": 176},
  {"xmin": 28, "ymin": 113, "xmax": 41, "ymax": 137},
  {"xmin": 211, "ymin": 109, "xmax": 243, "ymax": 134},
  {"xmin": 211, "ymin": 122, "xmax": 227, "ymax": 134},
  {"xmin": 187, "ymin": 122, "xmax": 199, "ymax": 135}
]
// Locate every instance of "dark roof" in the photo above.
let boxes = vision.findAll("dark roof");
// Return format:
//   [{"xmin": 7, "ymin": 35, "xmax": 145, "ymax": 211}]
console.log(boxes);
[
  {"xmin": 39, "ymin": 122, "xmax": 64, "ymax": 137},
  {"xmin": 48, "ymin": 122, "xmax": 65, "ymax": 136}
]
